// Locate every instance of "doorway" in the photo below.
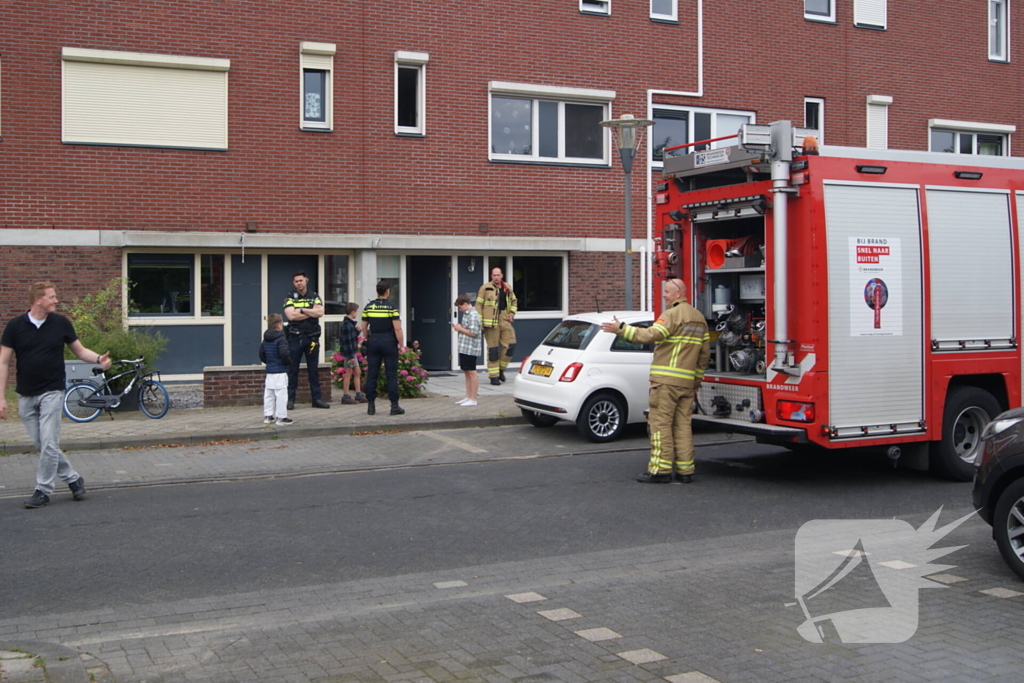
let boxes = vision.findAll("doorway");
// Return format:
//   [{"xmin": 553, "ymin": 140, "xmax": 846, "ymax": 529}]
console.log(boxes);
[{"xmin": 408, "ymin": 255, "xmax": 451, "ymax": 370}]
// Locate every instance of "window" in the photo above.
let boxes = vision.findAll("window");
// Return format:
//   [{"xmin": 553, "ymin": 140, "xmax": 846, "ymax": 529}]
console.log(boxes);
[
  {"xmin": 651, "ymin": 106, "xmax": 754, "ymax": 163},
  {"xmin": 377, "ymin": 254, "xmax": 402, "ymax": 309},
  {"xmin": 651, "ymin": 0, "xmax": 677, "ymax": 21},
  {"xmin": 991, "ymin": 0, "xmax": 1009, "ymax": 61},
  {"xmin": 805, "ymin": 0, "xmax": 835, "ymax": 22},
  {"xmin": 612, "ymin": 322, "xmax": 654, "ymax": 352},
  {"xmin": 542, "ymin": 321, "xmax": 598, "ymax": 350},
  {"xmin": 200, "ymin": 255, "xmax": 225, "ymax": 316},
  {"xmin": 580, "ymin": 0, "xmax": 610, "ymax": 15},
  {"xmin": 300, "ymin": 42, "xmax": 335, "ymax": 130},
  {"xmin": 489, "ymin": 82, "xmax": 614, "ymax": 164},
  {"xmin": 804, "ymin": 97, "xmax": 825, "ymax": 144},
  {"xmin": 866, "ymin": 95, "xmax": 891, "ymax": 149},
  {"xmin": 854, "ymin": 0, "xmax": 886, "ymax": 28},
  {"xmin": 324, "ymin": 255, "xmax": 350, "ymax": 315},
  {"xmin": 512, "ymin": 256, "xmax": 563, "ymax": 312},
  {"xmin": 929, "ymin": 119, "xmax": 1015, "ymax": 156},
  {"xmin": 395, "ymin": 51, "xmax": 429, "ymax": 135},
  {"xmin": 61, "ymin": 48, "xmax": 230, "ymax": 150},
  {"xmin": 129, "ymin": 254, "xmax": 194, "ymax": 316}
]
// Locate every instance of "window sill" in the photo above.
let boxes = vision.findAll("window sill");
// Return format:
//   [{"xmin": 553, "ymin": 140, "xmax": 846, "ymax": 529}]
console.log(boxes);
[
  {"xmin": 804, "ymin": 17, "xmax": 837, "ymax": 24},
  {"xmin": 395, "ymin": 131, "xmax": 426, "ymax": 138},
  {"xmin": 854, "ymin": 23, "xmax": 886, "ymax": 30},
  {"xmin": 300, "ymin": 126, "xmax": 333, "ymax": 133},
  {"xmin": 579, "ymin": 10, "xmax": 611, "ymax": 17},
  {"xmin": 989, "ymin": 57, "xmax": 1011, "ymax": 63},
  {"xmin": 650, "ymin": 17, "xmax": 679, "ymax": 25},
  {"xmin": 489, "ymin": 158, "xmax": 611, "ymax": 169}
]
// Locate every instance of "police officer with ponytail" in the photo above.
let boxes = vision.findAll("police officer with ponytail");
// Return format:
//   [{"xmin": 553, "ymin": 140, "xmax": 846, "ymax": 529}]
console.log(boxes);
[{"xmin": 361, "ymin": 280, "xmax": 405, "ymax": 416}]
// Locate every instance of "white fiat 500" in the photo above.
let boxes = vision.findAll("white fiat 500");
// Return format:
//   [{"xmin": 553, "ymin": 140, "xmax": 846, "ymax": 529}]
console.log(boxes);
[{"xmin": 513, "ymin": 311, "xmax": 654, "ymax": 442}]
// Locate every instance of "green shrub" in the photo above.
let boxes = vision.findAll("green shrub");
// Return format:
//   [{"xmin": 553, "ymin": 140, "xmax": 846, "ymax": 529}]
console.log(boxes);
[
  {"xmin": 331, "ymin": 340, "xmax": 428, "ymax": 399},
  {"xmin": 64, "ymin": 278, "xmax": 167, "ymax": 392}
]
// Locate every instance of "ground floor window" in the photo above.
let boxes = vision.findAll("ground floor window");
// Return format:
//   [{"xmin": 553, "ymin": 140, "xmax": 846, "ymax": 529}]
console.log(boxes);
[
  {"xmin": 512, "ymin": 256, "xmax": 562, "ymax": 311},
  {"xmin": 128, "ymin": 254, "xmax": 193, "ymax": 315},
  {"xmin": 201, "ymin": 254, "xmax": 225, "ymax": 316},
  {"xmin": 377, "ymin": 254, "xmax": 402, "ymax": 308}
]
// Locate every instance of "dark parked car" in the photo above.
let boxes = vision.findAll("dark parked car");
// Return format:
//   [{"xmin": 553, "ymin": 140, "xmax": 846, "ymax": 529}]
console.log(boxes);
[{"xmin": 972, "ymin": 406, "xmax": 1024, "ymax": 580}]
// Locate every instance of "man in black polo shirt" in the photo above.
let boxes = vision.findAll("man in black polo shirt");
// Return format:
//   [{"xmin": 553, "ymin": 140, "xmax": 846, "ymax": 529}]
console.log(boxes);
[{"xmin": 0, "ymin": 282, "xmax": 112, "ymax": 509}]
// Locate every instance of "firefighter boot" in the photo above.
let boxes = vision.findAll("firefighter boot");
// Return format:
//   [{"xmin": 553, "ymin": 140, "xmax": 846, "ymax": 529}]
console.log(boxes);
[
  {"xmin": 390, "ymin": 401, "xmax": 405, "ymax": 416},
  {"xmin": 367, "ymin": 400, "xmax": 376, "ymax": 416}
]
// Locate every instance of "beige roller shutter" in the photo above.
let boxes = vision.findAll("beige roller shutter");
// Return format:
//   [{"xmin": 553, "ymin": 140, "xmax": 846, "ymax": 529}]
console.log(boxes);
[{"xmin": 62, "ymin": 48, "xmax": 229, "ymax": 150}]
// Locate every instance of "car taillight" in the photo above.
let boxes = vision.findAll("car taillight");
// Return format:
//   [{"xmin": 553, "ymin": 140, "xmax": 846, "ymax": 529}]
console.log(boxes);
[
  {"xmin": 778, "ymin": 401, "xmax": 815, "ymax": 422},
  {"xmin": 520, "ymin": 355, "xmax": 530, "ymax": 371},
  {"xmin": 559, "ymin": 362, "xmax": 583, "ymax": 382}
]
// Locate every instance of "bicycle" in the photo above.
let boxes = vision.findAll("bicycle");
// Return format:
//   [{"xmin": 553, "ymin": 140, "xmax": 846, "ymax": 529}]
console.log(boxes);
[{"xmin": 62, "ymin": 358, "xmax": 170, "ymax": 423}]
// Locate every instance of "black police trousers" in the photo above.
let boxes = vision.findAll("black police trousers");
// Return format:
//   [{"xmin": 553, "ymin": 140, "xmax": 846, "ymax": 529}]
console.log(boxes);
[{"xmin": 365, "ymin": 335, "xmax": 399, "ymax": 403}]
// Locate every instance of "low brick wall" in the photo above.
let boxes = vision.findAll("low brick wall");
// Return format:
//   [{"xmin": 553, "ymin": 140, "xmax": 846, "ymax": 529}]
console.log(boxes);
[{"xmin": 204, "ymin": 364, "xmax": 333, "ymax": 407}]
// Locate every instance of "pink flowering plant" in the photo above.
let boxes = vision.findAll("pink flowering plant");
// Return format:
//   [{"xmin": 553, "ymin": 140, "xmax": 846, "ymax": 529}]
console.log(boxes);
[{"xmin": 331, "ymin": 340, "xmax": 428, "ymax": 399}]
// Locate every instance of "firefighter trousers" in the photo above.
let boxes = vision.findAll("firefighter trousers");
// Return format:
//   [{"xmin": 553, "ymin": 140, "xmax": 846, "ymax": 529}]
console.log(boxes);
[
  {"xmin": 484, "ymin": 314, "xmax": 516, "ymax": 378},
  {"xmin": 646, "ymin": 383, "xmax": 695, "ymax": 476}
]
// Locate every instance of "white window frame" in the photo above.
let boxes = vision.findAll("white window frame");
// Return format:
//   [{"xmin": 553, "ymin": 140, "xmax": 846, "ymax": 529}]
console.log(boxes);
[
  {"xmin": 649, "ymin": 104, "xmax": 756, "ymax": 168},
  {"xmin": 804, "ymin": 97, "xmax": 825, "ymax": 144},
  {"xmin": 580, "ymin": 0, "xmax": 610, "ymax": 15},
  {"xmin": 394, "ymin": 51, "xmax": 429, "ymax": 136},
  {"xmin": 928, "ymin": 119, "xmax": 1015, "ymax": 156},
  {"xmin": 990, "ymin": 0, "xmax": 1010, "ymax": 61},
  {"xmin": 300, "ymin": 41, "xmax": 335, "ymax": 131},
  {"xmin": 854, "ymin": 0, "xmax": 887, "ymax": 28},
  {"xmin": 804, "ymin": 0, "xmax": 835, "ymax": 22},
  {"xmin": 650, "ymin": 0, "xmax": 678, "ymax": 21},
  {"xmin": 488, "ymin": 81, "xmax": 615, "ymax": 166}
]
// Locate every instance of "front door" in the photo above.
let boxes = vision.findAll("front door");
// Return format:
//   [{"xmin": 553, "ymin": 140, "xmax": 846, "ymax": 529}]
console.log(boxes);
[{"xmin": 408, "ymin": 255, "xmax": 451, "ymax": 370}]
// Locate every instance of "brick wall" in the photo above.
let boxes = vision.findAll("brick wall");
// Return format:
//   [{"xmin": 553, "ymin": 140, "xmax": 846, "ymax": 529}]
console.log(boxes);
[
  {"xmin": 568, "ymin": 251, "xmax": 644, "ymax": 314},
  {"xmin": 204, "ymin": 364, "xmax": 333, "ymax": 408}
]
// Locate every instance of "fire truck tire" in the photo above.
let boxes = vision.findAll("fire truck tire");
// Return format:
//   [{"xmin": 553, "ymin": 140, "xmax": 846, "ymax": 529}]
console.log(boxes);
[
  {"xmin": 521, "ymin": 408, "xmax": 559, "ymax": 428},
  {"xmin": 576, "ymin": 393, "xmax": 626, "ymax": 442},
  {"xmin": 930, "ymin": 386, "xmax": 1001, "ymax": 482},
  {"xmin": 992, "ymin": 478, "xmax": 1024, "ymax": 581}
]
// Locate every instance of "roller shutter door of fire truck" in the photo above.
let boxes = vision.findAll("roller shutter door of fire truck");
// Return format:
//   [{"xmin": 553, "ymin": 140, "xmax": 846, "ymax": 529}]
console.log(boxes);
[
  {"xmin": 825, "ymin": 183, "xmax": 924, "ymax": 437},
  {"xmin": 926, "ymin": 188, "xmax": 1013, "ymax": 351}
]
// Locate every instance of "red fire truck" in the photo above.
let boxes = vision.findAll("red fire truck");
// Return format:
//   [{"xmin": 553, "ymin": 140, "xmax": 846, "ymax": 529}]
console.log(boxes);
[{"xmin": 654, "ymin": 120, "xmax": 1024, "ymax": 481}]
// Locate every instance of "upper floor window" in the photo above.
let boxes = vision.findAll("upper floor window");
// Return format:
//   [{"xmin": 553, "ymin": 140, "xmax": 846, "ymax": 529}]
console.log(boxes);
[
  {"xmin": 990, "ymin": 0, "xmax": 1009, "ymax": 61},
  {"xmin": 300, "ymin": 42, "xmax": 335, "ymax": 131},
  {"xmin": 61, "ymin": 48, "xmax": 230, "ymax": 150},
  {"xmin": 651, "ymin": 105, "xmax": 754, "ymax": 164},
  {"xmin": 805, "ymin": 0, "xmax": 835, "ymax": 22},
  {"xmin": 489, "ymin": 82, "xmax": 614, "ymax": 165},
  {"xmin": 651, "ymin": 0, "xmax": 677, "ymax": 21},
  {"xmin": 929, "ymin": 119, "xmax": 1014, "ymax": 156},
  {"xmin": 580, "ymin": 0, "xmax": 610, "ymax": 15},
  {"xmin": 854, "ymin": 0, "xmax": 886, "ymax": 28},
  {"xmin": 804, "ymin": 97, "xmax": 825, "ymax": 144},
  {"xmin": 395, "ymin": 51, "xmax": 429, "ymax": 136}
]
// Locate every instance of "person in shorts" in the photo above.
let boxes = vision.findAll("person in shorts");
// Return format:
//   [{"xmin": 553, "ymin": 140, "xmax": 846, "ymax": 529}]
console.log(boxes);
[
  {"xmin": 339, "ymin": 301, "xmax": 366, "ymax": 404},
  {"xmin": 452, "ymin": 294, "xmax": 482, "ymax": 406}
]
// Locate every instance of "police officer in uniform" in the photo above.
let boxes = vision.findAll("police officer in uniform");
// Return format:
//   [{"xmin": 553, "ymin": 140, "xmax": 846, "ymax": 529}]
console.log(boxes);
[
  {"xmin": 361, "ymin": 280, "xmax": 406, "ymax": 416},
  {"xmin": 284, "ymin": 270, "xmax": 330, "ymax": 410}
]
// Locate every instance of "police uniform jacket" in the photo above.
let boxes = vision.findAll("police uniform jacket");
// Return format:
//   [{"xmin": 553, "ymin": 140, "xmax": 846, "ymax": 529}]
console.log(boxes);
[
  {"xmin": 284, "ymin": 289, "xmax": 323, "ymax": 337},
  {"xmin": 363, "ymin": 298, "xmax": 400, "ymax": 339},
  {"xmin": 613, "ymin": 299, "xmax": 711, "ymax": 389}
]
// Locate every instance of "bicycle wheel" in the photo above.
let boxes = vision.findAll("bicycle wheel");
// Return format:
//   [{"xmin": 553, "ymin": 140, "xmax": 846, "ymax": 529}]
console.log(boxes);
[
  {"xmin": 138, "ymin": 380, "xmax": 170, "ymax": 419},
  {"xmin": 64, "ymin": 382, "xmax": 102, "ymax": 422}
]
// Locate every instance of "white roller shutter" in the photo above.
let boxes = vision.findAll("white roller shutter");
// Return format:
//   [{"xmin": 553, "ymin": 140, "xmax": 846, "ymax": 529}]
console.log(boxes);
[
  {"xmin": 865, "ymin": 96, "xmax": 891, "ymax": 149},
  {"xmin": 62, "ymin": 49, "xmax": 229, "ymax": 150},
  {"xmin": 855, "ymin": 0, "xmax": 887, "ymax": 28},
  {"xmin": 826, "ymin": 182, "xmax": 924, "ymax": 437},
  {"xmin": 927, "ymin": 188, "xmax": 1013, "ymax": 349}
]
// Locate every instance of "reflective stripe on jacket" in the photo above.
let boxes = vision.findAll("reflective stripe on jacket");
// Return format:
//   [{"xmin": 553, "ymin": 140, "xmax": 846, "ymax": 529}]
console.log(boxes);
[
  {"xmin": 616, "ymin": 299, "xmax": 711, "ymax": 388},
  {"xmin": 474, "ymin": 282, "xmax": 518, "ymax": 328}
]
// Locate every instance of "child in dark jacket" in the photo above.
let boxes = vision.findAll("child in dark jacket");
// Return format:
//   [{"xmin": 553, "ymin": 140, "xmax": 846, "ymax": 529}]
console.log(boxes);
[{"xmin": 259, "ymin": 314, "xmax": 293, "ymax": 425}]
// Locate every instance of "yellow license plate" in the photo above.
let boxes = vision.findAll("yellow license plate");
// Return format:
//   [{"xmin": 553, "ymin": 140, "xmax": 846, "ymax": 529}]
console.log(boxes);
[{"xmin": 529, "ymin": 364, "xmax": 553, "ymax": 377}]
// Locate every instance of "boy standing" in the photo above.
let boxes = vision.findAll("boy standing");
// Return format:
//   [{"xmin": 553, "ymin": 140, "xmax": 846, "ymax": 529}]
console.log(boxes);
[
  {"xmin": 259, "ymin": 313, "xmax": 293, "ymax": 426},
  {"xmin": 339, "ymin": 302, "xmax": 366, "ymax": 405},
  {"xmin": 453, "ymin": 294, "xmax": 482, "ymax": 406}
]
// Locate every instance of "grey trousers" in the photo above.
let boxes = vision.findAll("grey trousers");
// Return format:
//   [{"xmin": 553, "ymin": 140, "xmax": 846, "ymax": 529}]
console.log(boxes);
[{"xmin": 19, "ymin": 390, "xmax": 80, "ymax": 495}]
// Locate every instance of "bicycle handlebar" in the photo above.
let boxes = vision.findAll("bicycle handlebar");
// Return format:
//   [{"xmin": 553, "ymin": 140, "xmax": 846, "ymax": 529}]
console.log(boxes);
[{"xmin": 114, "ymin": 358, "xmax": 145, "ymax": 365}]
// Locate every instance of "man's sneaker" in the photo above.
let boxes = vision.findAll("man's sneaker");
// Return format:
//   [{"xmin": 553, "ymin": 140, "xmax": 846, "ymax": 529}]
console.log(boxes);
[
  {"xmin": 499, "ymin": 371, "xmax": 506, "ymax": 382},
  {"xmin": 341, "ymin": 395, "xmax": 357, "ymax": 405},
  {"xmin": 674, "ymin": 473, "xmax": 693, "ymax": 484},
  {"xmin": 490, "ymin": 378, "xmax": 501, "ymax": 386},
  {"xmin": 355, "ymin": 393, "xmax": 367, "ymax": 404},
  {"xmin": 312, "ymin": 399, "xmax": 331, "ymax": 409},
  {"xmin": 24, "ymin": 490, "xmax": 50, "ymax": 509},
  {"xmin": 636, "ymin": 472, "xmax": 673, "ymax": 484},
  {"xmin": 69, "ymin": 477, "xmax": 87, "ymax": 501},
  {"xmin": 286, "ymin": 401, "xmax": 295, "ymax": 411},
  {"xmin": 276, "ymin": 417, "xmax": 294, "ymax": 426},
  {"xmin": 263, "ymin": 416, "xmax": 275, "ymax": 424}
]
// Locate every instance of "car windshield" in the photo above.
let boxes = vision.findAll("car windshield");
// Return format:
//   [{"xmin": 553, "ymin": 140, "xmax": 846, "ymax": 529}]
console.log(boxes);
[{"xmin": 542, "ymin": 320, "xmax": 598, "ymax": 350}]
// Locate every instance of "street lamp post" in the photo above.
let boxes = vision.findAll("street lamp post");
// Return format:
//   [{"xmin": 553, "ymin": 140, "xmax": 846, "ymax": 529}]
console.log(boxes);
[{"xmin": 600, "ymin": 113, "xmax": 654, "ymax": 311}]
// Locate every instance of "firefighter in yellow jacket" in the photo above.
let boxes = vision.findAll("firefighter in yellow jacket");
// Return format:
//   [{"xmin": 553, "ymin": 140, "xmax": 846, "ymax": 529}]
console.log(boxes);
[
  {"xmin": 475, "ymin": 266, "xmax": 518, "ymax": 386},
  {"xmin": 601, "ymin": 278, "xmax": 710, "ymax": 484}
]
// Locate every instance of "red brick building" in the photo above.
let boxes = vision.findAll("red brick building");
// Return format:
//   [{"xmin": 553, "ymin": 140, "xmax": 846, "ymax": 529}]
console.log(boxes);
[{"xmin": 2, "ymin": 0, "xmax": 1020, "ymax": 377}]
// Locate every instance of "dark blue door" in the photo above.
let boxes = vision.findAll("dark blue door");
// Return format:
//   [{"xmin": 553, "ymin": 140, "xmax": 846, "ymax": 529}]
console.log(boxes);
[{"xmin": 408, "ymin": 256, "xmax": 451, "ymax": 370}]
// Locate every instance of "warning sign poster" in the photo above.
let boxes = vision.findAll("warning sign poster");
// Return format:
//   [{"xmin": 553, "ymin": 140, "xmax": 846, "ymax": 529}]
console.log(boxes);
[{"xmin": 849, "ymin": 237, "xmax": 902, "ymax": 337}]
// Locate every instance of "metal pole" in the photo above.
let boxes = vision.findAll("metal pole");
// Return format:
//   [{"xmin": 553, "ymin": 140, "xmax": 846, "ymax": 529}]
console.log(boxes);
[{"xmin": 624, "ymin": 167, "xmax": 632, "ymax": 310}]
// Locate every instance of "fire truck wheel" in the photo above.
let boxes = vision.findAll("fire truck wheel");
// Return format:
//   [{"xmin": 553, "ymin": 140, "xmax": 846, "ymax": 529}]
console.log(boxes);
[
  {"xmin": 576, "ymin": 393, "xmax": 626, "ymax": 442},
  {"xmin": 521, "ymin": 408, "xmax": 559, "ymax": 428},
  {"xmin": 992, "ymin": 478, "xmax": 1024, "ymax": 581},
  {"xmin": 930, "ymin": 386, "xmax": 1001, "ymax": 482}
]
